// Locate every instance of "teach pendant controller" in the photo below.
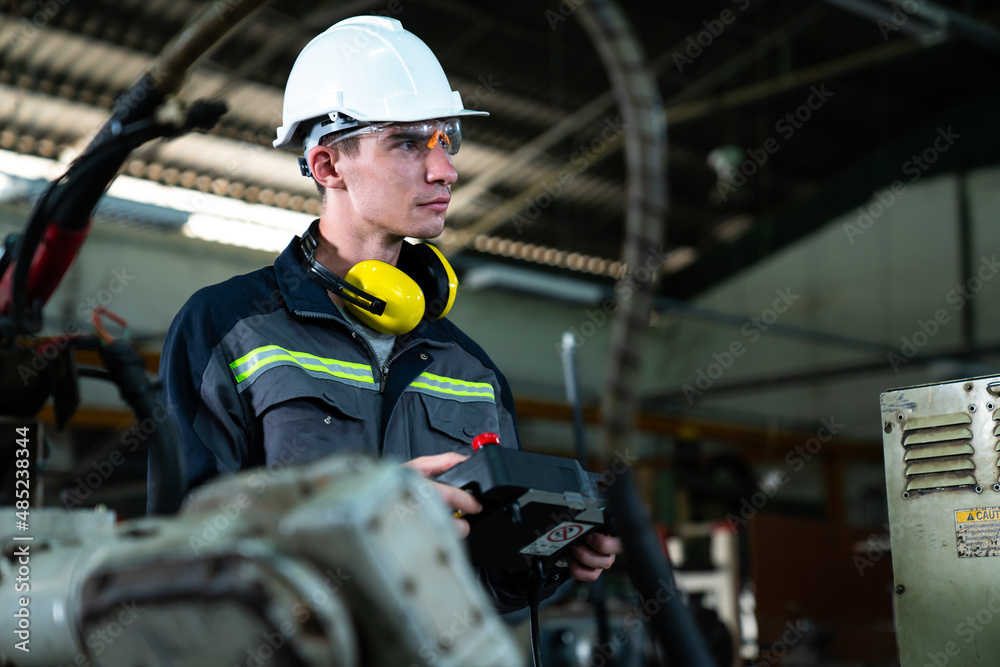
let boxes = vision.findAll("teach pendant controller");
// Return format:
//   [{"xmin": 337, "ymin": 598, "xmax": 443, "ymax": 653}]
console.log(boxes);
[{"xmin": 434, "ymin": 441, "xmax": 610, "ymax": 571}]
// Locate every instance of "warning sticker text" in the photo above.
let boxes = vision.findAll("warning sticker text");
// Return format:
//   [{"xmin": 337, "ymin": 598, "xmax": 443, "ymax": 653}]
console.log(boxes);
[{"xmin": 955, "ymin": 507, "xmax": 1000, "ymax": 558}]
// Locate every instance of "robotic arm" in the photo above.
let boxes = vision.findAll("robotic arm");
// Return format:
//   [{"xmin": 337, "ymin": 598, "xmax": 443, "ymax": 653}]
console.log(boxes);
[{"xmin": 0, "ymin": 455, "xmax": 520, "ymax": 667}]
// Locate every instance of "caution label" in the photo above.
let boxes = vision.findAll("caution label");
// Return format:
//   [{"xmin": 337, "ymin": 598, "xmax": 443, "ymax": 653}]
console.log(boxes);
[
  {"xmin": 955, "ymin": 507, "xmax": 1000, "ymax": 558},
  {"xmin": 520, "ymin": 522, "xmax": 593, "ymax": 557}
]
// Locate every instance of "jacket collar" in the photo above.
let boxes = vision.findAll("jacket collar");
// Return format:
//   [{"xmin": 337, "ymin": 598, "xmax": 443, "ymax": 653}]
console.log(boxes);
[
  {"xmin": 272, "ymin": 234, "xmax": 453, "ymax": 348},
  {"xmin": 274, "ymin": 234, "xmax": 346, "ymax": 320}
]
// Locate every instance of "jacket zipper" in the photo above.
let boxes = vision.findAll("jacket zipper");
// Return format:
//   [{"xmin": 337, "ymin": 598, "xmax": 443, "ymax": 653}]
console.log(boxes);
[{"xmin": 379, "ymin": 340, "xmax": 423, "ymax": 393}]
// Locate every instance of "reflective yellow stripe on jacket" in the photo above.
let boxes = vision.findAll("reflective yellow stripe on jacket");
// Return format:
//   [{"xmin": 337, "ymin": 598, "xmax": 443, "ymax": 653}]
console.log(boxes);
[
  {"xmin": 408, "ymin": 371, "xmax": 495, "ymax": 403},
  {"xmin": 230, "ymin": 345, "xmax": 375, "ymax": 391}
]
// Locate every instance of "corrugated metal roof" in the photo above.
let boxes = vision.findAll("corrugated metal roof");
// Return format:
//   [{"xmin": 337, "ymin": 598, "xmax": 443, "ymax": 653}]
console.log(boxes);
[{"xmin": 2, "ymin": 0, "xmax": 999, "ymax": 288}]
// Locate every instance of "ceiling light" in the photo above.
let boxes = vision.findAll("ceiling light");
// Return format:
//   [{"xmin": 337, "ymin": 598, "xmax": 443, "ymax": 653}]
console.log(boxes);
[
  {"xmin": 0, "ymin": 149, "xmax": 314, "ymax": 250},
  {"xmin": 182, "ymin": 214, "xmax": 293, "ymax": 253}
]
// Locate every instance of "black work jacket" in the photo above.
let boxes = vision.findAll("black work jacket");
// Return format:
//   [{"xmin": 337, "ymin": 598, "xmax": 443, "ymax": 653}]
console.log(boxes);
[{"xmin": 155, "ymin": 235, "xmax": 562, "ymax": 611}]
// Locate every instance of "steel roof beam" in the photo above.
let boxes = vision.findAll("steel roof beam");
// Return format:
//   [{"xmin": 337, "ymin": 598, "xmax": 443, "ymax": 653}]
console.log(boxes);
[{"xmin": 441, "ymin": 8, "xmax": 825, "ymax": 252}]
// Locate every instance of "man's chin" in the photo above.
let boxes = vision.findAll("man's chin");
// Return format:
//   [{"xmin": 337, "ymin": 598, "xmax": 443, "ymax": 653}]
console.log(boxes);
[{"xmin": 408, "ymin": 215, "xmax": 446, "ymax": 240}]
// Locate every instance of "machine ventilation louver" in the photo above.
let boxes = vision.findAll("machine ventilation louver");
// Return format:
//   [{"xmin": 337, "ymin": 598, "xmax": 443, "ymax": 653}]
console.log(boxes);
[{"xmin": 902, "ymin": 411, "xmax": 976, "ymax": 492}]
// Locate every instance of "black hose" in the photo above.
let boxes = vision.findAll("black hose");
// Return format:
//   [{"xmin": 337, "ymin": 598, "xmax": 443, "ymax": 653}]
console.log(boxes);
[
  {"xmin": 8, "ymin": 167, "xmax": 71, "ymax": 334},
  {"xmin": 609, "ymin": 472, "xmax": 713, "ymax": 666},
  {"xmin": 529, "ymin": 601, "xmax": 543, "ymax": 667},
  {"xmin": 10, "ymin": 118, "xmax": 166, "ymax": 334},
  {"xmin": 8, "ymin": 97, "xmax": 226, "ymax": 337},
  {"xmin": 574, "ymin": 1, "xmax": 716, "ymax": 663},
  {"xmin": 98, "ymin": 340, "xmax": 185, "ymax": 514},
  {"xmin": 527, "ymin": 558, "xmax": 564, "ymax": 667},
  {"xmin": 5, "ymin": 0, "xmax": 266, "ymax": 514},
  {"xmin": 86, "ymin": 72, "xmax": 166, "ymax": 152}
]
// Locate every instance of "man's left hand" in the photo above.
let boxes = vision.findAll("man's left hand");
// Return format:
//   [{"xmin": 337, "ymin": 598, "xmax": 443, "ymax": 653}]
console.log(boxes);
[
  {"xmin": 404, "ymin": 453, "xmax": 481, "ymax": 538},
  {"xmin": 566, "ymin": 532, "xmax": 622, "ymax": 582}
]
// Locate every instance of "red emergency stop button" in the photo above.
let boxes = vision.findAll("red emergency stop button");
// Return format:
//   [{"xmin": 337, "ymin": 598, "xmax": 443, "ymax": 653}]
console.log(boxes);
[{"xmin": 471, "ymin": 432, "xmax": 500, "ymax": 451}]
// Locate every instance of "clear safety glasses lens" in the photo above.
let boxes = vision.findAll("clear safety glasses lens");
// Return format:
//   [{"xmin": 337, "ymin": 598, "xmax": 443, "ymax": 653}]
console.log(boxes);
[{"xmin": 329, "ymin": 119, "xmax": 463, "ymax": 156}]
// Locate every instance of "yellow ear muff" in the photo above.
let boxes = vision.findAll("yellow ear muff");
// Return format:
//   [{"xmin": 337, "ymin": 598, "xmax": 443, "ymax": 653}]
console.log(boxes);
[
  {"xmin": 423, "ymin": 244, "xmax": 458, "ymax": 319},
  {"xmin": 343, "ymin": 261, "xmax": 425, "ymax": 335},
  {"xmin": 396, "ymin": 242, "xmax": 458, "ymax": 320}
]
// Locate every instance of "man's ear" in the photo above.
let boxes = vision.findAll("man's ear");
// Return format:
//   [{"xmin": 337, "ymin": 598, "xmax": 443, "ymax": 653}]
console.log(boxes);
[{"xmin": 308, "ymin": 145, "xmax": 346, "ymax": 191}]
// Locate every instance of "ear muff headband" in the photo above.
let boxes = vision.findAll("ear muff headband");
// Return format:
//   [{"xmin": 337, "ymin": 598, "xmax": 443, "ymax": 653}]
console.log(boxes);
[
  {"xmin": 299, "ymin": 220, "xmax": 388, "ymax": 315},
  {"xmin": 298, "ymin": 221, "xmax": 457, "ymax": 334},
  {"xmin": 396, "ymin": 242, "xmax": 458, "ymax": 319}
]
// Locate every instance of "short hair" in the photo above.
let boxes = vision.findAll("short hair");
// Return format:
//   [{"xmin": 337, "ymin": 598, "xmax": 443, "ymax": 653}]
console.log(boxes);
[{"xmin": 313, "ymin": 130, "xmax": 362, "ymax": 200}]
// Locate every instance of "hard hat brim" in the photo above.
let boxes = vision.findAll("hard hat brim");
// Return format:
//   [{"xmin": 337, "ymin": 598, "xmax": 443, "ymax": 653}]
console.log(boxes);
[{"xmin": 274, "ymin": 108, "xmax": 488, "ymax": 151}]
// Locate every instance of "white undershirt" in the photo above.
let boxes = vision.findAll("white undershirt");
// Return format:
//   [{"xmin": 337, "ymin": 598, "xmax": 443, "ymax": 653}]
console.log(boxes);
[{"xmin": 336, "ymin": 303, "xmax": 396, "ymax": 368}]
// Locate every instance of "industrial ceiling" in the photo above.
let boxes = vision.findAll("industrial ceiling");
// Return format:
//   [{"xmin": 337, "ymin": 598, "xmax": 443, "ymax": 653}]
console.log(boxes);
[{"xmin": 2, "ymin": 0, "xmax": 999, "ymax": 300}]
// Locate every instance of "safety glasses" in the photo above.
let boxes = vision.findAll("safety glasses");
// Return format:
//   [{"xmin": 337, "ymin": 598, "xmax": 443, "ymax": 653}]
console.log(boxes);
[{"xmin": 327, "ymin": 118, "xmax": 463, "ymax": 156}]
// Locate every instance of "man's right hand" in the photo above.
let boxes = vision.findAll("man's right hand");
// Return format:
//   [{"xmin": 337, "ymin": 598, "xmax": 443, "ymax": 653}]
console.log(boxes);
[{"xmin": 404, "ymin": 452, "xmax": 482, "ymax": 538}]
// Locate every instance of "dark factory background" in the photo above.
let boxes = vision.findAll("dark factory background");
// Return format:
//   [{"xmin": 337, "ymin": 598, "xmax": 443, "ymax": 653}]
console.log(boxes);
[{"xmin": 3, "ymin": 1, "xmax": 1000, "ymax": 665}]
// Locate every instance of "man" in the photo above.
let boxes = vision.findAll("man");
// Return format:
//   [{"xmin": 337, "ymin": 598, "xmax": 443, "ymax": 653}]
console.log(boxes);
[{"xmin": 157, "ymin": 15, "xmax": 618, "ymax": 611}]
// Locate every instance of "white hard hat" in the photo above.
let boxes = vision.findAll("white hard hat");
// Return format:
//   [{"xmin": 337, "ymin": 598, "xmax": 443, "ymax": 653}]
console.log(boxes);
[{"xmin": 273, "ymin": 16, "xmax": 488, "ymax": 155}]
